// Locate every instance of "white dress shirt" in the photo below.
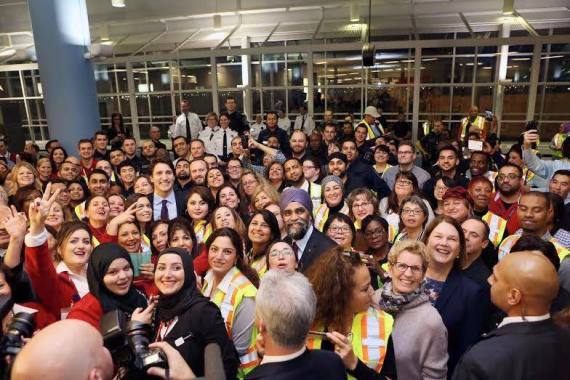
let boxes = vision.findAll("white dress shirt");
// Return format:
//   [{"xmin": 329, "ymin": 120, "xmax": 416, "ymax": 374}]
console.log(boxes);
[
  {"xmin": 153, "ymin": 190, "xmax": 178, "ymax": 221},
  {"xmin": 293, "ymin": 225, "xmax": 314, "ymax": 262},
  {"xmin": 169, "ymin": 112, "xmax": 202, "ymax": 139},
  {"xmin": 198, "ymin": 126, "xmax": 220, "ymax": 155},
  {"xmin": 498, "ymin": 313, "xmax": 550, "ymax": 328},
  {"xmin": 293, "ymin": 114, "xmax": 315, "ymax": 135},
  {"xmin": 250, "ymin": 122, "xmax": 266, "ymax": 139},
  {"xmin": 261, "ymin": 347, "xmax": 306, "ymax": 365},
  {"xmin": 209, "ymin": 127, "xmax": 238, "ymax": 159},
  {"xmin": 278, "ymin": 117, "xmax": 292, "ymax": 135}
]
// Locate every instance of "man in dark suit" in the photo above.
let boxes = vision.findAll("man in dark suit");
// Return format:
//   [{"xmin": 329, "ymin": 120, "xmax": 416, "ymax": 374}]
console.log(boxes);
[
  {"xmin": 280, "ymin": 188, "xmax": 337, "ymax": 273},
  {"xmin": 148, "ymin": 159, "xmax": 187, "ymax": 221},
  {"xmin": 246, "ymin": 270, "xmax": 346, "ymax": 380},
  {"xmin": 453, "ymin": 252, "xmax": 570, "ymax": 380}
]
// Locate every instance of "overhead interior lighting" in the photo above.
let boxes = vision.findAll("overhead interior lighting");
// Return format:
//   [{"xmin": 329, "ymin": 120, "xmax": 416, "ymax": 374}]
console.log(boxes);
[
  {"xmin": 512, "ymin": 57, "xmax": 531, "ymax": 61},
  {"xmin": 213, "ymin": 14, "xmax": 222, "ymax": 30},
  {"xmin": 350, "ymin": 4, "xmax": 360, "ymax": 22},
  {"xmin": 100, "ymin": 24, "xmax": 110, "ymax": 41},
  {"xmin": 0, "ymin": 49, "xmax": 16, "ymax": 58},
  {"xmin": 502, "ymin": 0, "xmax": 514, "ymax": 15},
  {"xmin": 541, "ymin": 55, "xmax": 563, "ymax": 60},
  {"xmin": 111, "ymin": 0, "xmax": 126, "ymax": 8}
]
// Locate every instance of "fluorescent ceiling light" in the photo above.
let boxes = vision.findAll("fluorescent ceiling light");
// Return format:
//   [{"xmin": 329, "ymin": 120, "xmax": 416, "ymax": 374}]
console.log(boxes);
[
  {"xmin": 111, "ymin": 0, "xmax": 126, "ymax": 8},
  {"xmin": 238, "ymin": 8, "xmax": 286, "ymax": 15},
  {"xmin": 0, "ymin": 49, "xmax": 16, "ymax": 58}
]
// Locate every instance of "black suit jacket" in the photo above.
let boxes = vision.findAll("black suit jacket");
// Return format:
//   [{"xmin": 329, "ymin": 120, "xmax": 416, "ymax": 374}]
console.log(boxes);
[
  {"xmin": 246, "ymin": 349, "xmax": 346, "ymax": 380},
  {"xmin": 345, "ymin": 158, "xmax": 390, "ymax": 199},
  {"xmin": 435, "ymin": 268, "xmax": 490, "ymax": 378},
  {"xmin": 286, "ymin": 228, "xmax": 337, "ymax": 273},
  {"xmin": 452, "ymin": 319, "xmax": 570, "ymax": 380},
  {"xmin": 148, "ymin": 190, "xmax": 188, "ymax": 221}
]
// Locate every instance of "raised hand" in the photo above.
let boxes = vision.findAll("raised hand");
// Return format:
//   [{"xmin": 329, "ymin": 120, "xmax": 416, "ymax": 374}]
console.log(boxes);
[
  {"xmin": 107, "ymin": 202, "xmax": 138, "ymax": 235},
  {"xmin": 28, "ymin": 183, "xmax": 60, "ymax": 235},
  {"xmin": 3, "ymin": 206, "xmax": 28, "ymax": 239}
]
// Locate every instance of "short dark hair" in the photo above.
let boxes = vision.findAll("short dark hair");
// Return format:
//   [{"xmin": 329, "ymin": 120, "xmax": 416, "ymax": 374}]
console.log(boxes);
[
  {"xmin": 46, "ymin": 139, "xmax": 59, "ymax": 150},
  {"xmin": 150, "ymin": 158, "xmax": 174, "ymax": 175},
  {"xmin": 117, "ymin": 160, "xmax": 135, "ymax": 173},
  {"xmin": 522, "ymin": 191, "xmax": 551, "ymax": 210},
  {"xmin": 94, "ymin": 130, "xmax": 108, "ymax": 139},
  {"xmin": 226, "ymin": 95, "xmax": 236, "ymax": 102},
  {"xmin": 437, "ymin": 144, "xmax": 458, "ymax": 159},
  {"xmin": 323, "ymin": 213, "xmax": 357, "ymax": 247},
  {"xmin": 553, "ymin": 169, "xmax": 570, "ymax": 180},
  {"xmin": 122, "ymin": 136, "xmax": 137, "ymax": 145},
  {"xmin": 463, "ymin": 217, "xmax": 490, "ymax": 243},
  {"xmin": 499, "ymin": 162, "xmax": 523, "ymax": 177},
  {"xmin": 511, "ymin": 235, "xmax": 560, "ymax": 270},
  {"xmin": 78, "ymin": 138, "xmax": 92, "ymax": 147},
  {"xmin": 88, "ymin": 169, "xmax": 109, "ymax": 182},
  {"xmin": 266, "ymin": 111, "xmax": 278, "ymax": 120},
  {"xmin": 172, "ymin": 135, "xmax": 188, "ymax": 145}
]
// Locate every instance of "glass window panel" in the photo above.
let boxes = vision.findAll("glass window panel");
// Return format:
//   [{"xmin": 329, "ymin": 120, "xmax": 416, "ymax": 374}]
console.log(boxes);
[
  {"xmin": 542, "ymin": 55, "xmax": 570, "ymax": 82},
  {"xmin": 503, "ymin": 85, "xmax": 528, "ymax": 120},
  {"xmin": 476, "ymin": 56, "xmax": 496, "ymax": 83},
  {"xmin": 149, "ymin": 94, "xmax": 172, "ymax": 116},
  {"xmin": 0, "ymin": 71, "xmax": 23, "ymax": 98},
  {"xmin": 98, "ymin": 96, "xmax": 119, "ymax": 119},
  {"xmin": 94, "ymin": 65, "xmax": 115, "ymax": 93},
  {"xmin": 473, "ymin": 86, "xmax": 494, "ymax": 114},
  {"xmin": 217, "ymin": 56, "xmax": 243, "ymax": 88},
  {"xmin": 422, "ymin": 47, "xmax": 454, "ymax": 56},
  {"xmin": 316, "ymin": 50, "xmax": 364, "ymax": 86},
  {"xmin": 262, "ymin": 89, "xmax": 286, "ymax": 113},
  {"xmin": 500, "ymin": 121, "xmax": 527, "ymax": 140},
  {"xmin": 536, "ymin": 85, "xmax": 570, "ymax": 118},
  {"xmin": 178, "ymin": 92, "xmax": 213, "ymax": 116},
  {"xmin": 136, "ymin": 95, "xmax": 150, "ymax": 117},
  {"xmin": 288, "ymin": 89, "xmax": 307, "ymax": 113},
  {"xmin": 119, "ymin": 95, "xmax": 131, "ymax": 117},
  {"xmin": 369, "ymin": 51, "xmax": 414, "ymax": 86},
  {"xmin": 28, "ymin": 99, "xmax": 46, "ymax": 122},
  {"xmin": 452, "ymin": 86, "xmax": 473, "ymax": 114},
  {"xmin": 368, "ymin": 87, "xmax": 410, "ymax": 114},
  {"xmin": 115, "ymin": 66, "xmax": 129, "ymax": 93},
  {"xmin": 326, "ymin": 88, "xmax": 361, "ymax": 114},
  {"xmin": 261, "ymin": 61, "xmax": 286, "ymax": 86},
  {"xmin": 287, "ymin": 53, "xmax": 308, "ymax": 86},
  {"xmin": 251, "ymin": 61, "xmax": 261, "ymax": 88},
  {"xmin": 252, "ymin": 90, "xmax": 261, "ymax": 115},
  {"xmin": 420, "ymin": 57, "xmax": 453, "ymax": 83},
  {"xmin": 314, "ymin": 87, "xmax": 325, "ymax": 113},
  {"xmin": 22, "ymin": 70, "xmax": 41, "ymax": 97},
  {"xmin": 148, "ymin": 68, "xmax": 171, "ymax": 92},
  {"xmin": 506, "ymin": 56, "xmax": 532, "ymax": 82},
  {"xmin": 0, "ymin": 100, "xmax": 27, "ymax": 129},
  {"xmin": 419, "ymin": 86, "xmax": 451, "ymax": 114},
  {"xmin": 453, "ymin": 57, "xmax": 475, "ymax": 83},
  {"xmin": 175, "ymin": 65, "xmax": 212, "ymax": 90}
]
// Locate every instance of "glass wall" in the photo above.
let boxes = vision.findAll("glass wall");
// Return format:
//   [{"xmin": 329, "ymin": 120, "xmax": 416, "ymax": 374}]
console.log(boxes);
[{"xmin": 1, "ymin": 32, "xmax": 570, "ymax": 144}]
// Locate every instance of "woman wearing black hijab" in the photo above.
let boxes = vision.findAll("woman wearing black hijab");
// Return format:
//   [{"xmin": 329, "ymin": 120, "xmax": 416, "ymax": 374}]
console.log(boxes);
[
  {"xmin": 149, "ymin": 247, "xmax": 240, "ymax": 379},
  {"xmin": 68, "ymin": 242, "xmax": 148, "ymax": 329}
]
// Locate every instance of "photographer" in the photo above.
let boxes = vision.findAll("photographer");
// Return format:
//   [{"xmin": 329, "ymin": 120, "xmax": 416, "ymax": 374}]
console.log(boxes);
[
  {"xmin": 132, "ymin": 247, "xmax": 239, "ymax": 379},
  {"xmin": 67, "ymin": 243, "xmax": 149, "ymax": 329}
]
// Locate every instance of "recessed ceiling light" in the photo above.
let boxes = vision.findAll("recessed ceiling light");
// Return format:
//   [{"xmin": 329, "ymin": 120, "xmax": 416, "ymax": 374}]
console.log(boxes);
[{"xmin": 111, "ymin": 0, "xmax": 126, "ymax": 8}]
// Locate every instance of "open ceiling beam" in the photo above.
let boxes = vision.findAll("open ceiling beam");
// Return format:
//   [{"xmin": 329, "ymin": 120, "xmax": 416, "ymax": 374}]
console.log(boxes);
[
  {"xmin": 129, "ymin": 28, "xmax": 168, "ymax": 56},
  {"xmin": 171, "ymin": 29, "xmax": 200, "ymax": 53}
]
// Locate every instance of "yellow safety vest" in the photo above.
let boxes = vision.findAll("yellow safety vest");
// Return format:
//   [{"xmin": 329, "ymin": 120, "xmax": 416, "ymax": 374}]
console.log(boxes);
[
  {"xmin": 498, "ymin": 234, "xmax": 570, "ymax": 261},
  {"xmin": 460, "ymin": 116, "xmax": 486, "ymax": 140},
  {"xmin": 306, "ymin": 307, "xmax": 393, "ymax": 379},
  {"xmin": 92, "ymin": 235, "xmax": 101, "ymax": 248},
  {"xmin": 552, "ymin": 133, "xmax": 567, "ymax": 159},
  {"xmin": 194, "ymin": 221, "xmax": 213, "ymax": 246},
  {"xmin": 388, "ymin": 224, "xmax": 399, "ymax": 244},
  {"xmin": 74, "ymin": 202, "xmax": 86, "ymax": 220},
  {"xmin": 359, "ymin": 120, "xmax": 385, "ymax": 140},
  {"xmin": 250, "ymin": 256, "xmax": 267, "ymax": 278},
  {"xmin": 313, "ymin": 203, "xmax": 349, "ymax": 232},
  {"xmin": 202, "ymin": 267, "xmax": 259, "ymax": 376},
  {"xmin": 482, "ymin": 211, "xmax": 507, "ymax": 247},
  {"xmin": 307, "ymin": 182, "xmax": 322, "ymax": 211}
]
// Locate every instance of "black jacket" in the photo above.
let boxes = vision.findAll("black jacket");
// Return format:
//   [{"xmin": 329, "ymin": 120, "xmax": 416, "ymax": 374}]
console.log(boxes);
[
  {"xmin": 258, "ymin": 127, "xmax": 291, "ymax": 156},
  {"xmin": 452, "ymin": 319, "xmax": 570, "ymax": 380},
  {"xmin": 435, "ymin": 268, "xmax": 489, "ymax": 378},
  {"xmin": 228, "ymin": 110, "xmax": 249, "ymax": 135},
  {"xmin": 157, "ymin": 300, "xmax": 240, "ymax": 380},
  {"xmin": 148, "ymin": 190, "xmax": 188, "ymax": 221},
  {"xmin": 246, "ymin": 349, "xmax": 346, "ymax": 380},
  {"xmin": 285, "ymin": 228, "xmax": 337, "ymax": 273},
  {"xmin": 345, "ymin": 159, "xmax": 390, "ymax": 199}
]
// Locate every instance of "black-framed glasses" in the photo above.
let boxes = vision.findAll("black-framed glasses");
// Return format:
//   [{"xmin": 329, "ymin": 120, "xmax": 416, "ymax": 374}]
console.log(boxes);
[{"xmin": 393, "ymin": 262, "xmax": 424, "ymax": 275}]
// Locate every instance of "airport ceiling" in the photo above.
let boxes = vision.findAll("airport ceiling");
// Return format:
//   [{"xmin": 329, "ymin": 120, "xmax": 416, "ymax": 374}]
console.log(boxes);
[{"xmin": 0, "ymin": 0, "xmax": 569, "ymax": 62}]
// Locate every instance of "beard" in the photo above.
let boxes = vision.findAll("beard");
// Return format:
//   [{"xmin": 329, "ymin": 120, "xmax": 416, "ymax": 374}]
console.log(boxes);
[
  {"xmin": 499, "ymin": 185, "xmax": 519, "ymax": 197},
  {"xmin": 286, "ymin": 219, "xmax": 309, "ymax": 240},
  {"xmin": 176, "ymin": 173, "xmax": 190, "ymax": 180}
]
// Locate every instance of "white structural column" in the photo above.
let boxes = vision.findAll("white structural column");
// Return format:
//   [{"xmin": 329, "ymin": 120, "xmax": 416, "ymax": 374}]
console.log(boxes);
[
  {"xmin": 493, "ymin": 24, "xmax": 510, "ymax": 137},
  {"xmin": 412, "ymin": 47, "xmax": 421, "ymax": 144},
  {"xmin": 211, "ymin": 54, "xmax": 219, "ymax": 115},
  {"xmin": 526, "ymin": 43, "xmax": 542, "ymax": 121},
  {"xmin": 126, "ymin": 62, "xmax": 140, "ymax": 142},
  {"xmin": 241, "ymin": 37, "xmax": 252, "ymax": 121},
  {"xmin": 307, "ymin": 51, "xmax": 314, "ymax": 118}
]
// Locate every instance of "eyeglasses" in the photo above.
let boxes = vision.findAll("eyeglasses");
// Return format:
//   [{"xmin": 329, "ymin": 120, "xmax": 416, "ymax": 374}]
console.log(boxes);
[
  {"xmin": 328, "ymin": 226, "xmax": 351, "ymax": 233},
  {"xmin": 364, "ymin": 228, "xmax": 386, "ymax": 238},
  {"xmin": 393, "ymin": 262, "xmax": 424, "ymax": 275},
  {"xmin": 269, "ymin": 248, "xmax": 295, "ymax": 258},
  {"xmin": 398, "ymin": 151, "xmax": 414, "ymax": 155},
  {"xmin": 402, "ymin": 208, "xmax": 424, "ymax": 216},
  {"xmin": 497, "ymin": 173, "xmax": 521, "ymax": 181},
  {"xmin": 352, "ymin": 202, "xmax": 371, "ymax": 209},
  {"xmin": 303, "ymin": 165, "xmax": 316, "ymax": 170},
  {"xmin": 396, "ymin": 180, "xmax": 413, "ymax": 186}
]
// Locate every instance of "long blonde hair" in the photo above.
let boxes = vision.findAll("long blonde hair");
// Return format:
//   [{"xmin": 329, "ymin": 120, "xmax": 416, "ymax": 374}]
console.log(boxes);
[{"xmin": 9, "ymin": 161, "xmax": 43, "ymax": 195}]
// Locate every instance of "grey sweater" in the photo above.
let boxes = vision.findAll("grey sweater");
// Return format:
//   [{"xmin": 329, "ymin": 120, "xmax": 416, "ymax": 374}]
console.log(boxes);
[{"xmin": 388, "ymin": 293, "xmax": 449, "ymax": 380}]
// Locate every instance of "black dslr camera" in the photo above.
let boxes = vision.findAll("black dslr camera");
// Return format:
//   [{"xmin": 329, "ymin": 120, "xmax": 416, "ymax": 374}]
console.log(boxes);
[
  {"xmin": 0, "ymin": 296, "xmax": 36, "ymax": 380},
  {"xmin": 100, "ymin": 310, "xmax": 167, "ymax": 376}
]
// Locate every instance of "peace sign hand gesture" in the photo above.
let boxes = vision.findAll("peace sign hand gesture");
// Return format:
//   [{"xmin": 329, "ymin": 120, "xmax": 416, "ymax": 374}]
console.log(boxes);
[
  {"xmin": 2, "ymin": 205, "xmax": 28, "ymax": 240},
  {"xmin": 29, "ymin": 183, "xmax": 60, "ymax": 235},
  {"xmin": 107, "ymin": 202, "xmax": 138, "ymax": 236}
]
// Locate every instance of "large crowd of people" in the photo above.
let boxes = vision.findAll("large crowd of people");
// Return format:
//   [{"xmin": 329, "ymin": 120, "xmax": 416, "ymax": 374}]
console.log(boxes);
[{"xmin": 1, "ymin": 96, "xmax": 570, "ymax": 379}]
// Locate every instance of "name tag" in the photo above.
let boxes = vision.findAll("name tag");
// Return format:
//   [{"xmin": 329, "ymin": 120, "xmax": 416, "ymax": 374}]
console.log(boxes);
[{"xmin": 175, "ymin": 337, "xmax": 185, "ymax": 347}]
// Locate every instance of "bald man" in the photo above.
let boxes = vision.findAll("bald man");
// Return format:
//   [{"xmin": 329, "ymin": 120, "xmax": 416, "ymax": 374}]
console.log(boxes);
[
  {"xmin": 11, "ymin": 319, "xmax": 113, "ymax": 380},
  {"xmin": 452, "ymin": 252, "xmax": 570, "ymax": 380}
]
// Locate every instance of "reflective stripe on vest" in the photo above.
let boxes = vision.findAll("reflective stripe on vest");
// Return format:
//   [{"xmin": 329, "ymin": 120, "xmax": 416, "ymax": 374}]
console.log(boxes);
[
  {"xmin": 551, "ymin": 239, "xmax": 570, "ymax": 261},
  {"xmin": 497, "ymin": 235, "xmax": 520, "ymax": 261},
  {"xmin": 460, "ymin": 116, "xmax": 485, "ymax": 140},
  {"xmin": 314, "ymin": 203, "xmax": 349, "ymax": 232},
  {"xmin": 308, "ymin": 183, "xmax": 322, "ymax": 211},
  {"xmin": 92, "ymin": 235, "xmax": 101, "ymax": 248},
  {"xmin": 482, "ymin": 212, "xmax": 507, "ymax": 247},
  {"xmin": 194, "ymin": 221, "xmax": 213, "ymax": 245},
  {"xmin": 204, "ymin": 267, "xmax": 258, "ymax": 373},
  {"xmin": 74, "ymin": 202, "xmax": 86, "ymax": 220},
  {"xmin": 306, "ymin": 307, "xmax": 393, "ymax": 378},
  {"xmin": 388, "ymin": 224, "xmax": 399, "ymax": 244},
  {"xmin": 251, "ymin": 257, "xmax": 267, "ymax": 278}
]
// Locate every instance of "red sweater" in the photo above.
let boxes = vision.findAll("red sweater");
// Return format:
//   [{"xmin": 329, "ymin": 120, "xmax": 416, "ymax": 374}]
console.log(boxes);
[
  {"xmin": 67, "ymin": 293, "xmax": 103, "ymax": 329},
  {"xmin": 24, "ymin": 242, "xmax": 81, "ymax": 322}
]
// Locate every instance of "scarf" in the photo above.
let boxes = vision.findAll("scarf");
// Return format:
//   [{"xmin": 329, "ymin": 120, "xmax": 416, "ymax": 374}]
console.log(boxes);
[
  {"xmin": 377, "ymin": 280, "xmax": 427, "ymax": 315},
  {"xmin": 87, "ymin": 243, "xmax": 148, "ymax": 314},
  {"xmin": 155, "ymin": 247, "xmax": 207, "ymax": 322}
]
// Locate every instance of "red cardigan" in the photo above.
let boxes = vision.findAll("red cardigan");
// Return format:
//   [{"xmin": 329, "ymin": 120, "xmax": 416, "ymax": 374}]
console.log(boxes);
[
  {"xmin": 67, "ymin": 293, "xmax": 103, "ymax": 329},
  {"xmin": 24, "ymin": 242, "xmax": 81, "ymax": 322}
]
